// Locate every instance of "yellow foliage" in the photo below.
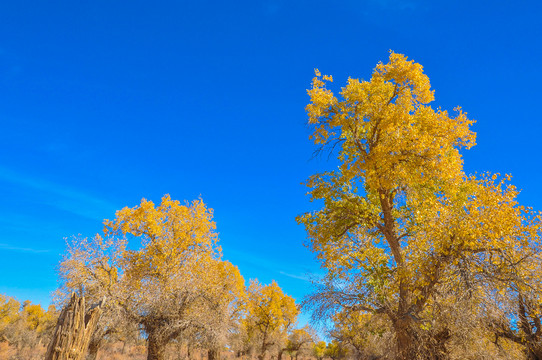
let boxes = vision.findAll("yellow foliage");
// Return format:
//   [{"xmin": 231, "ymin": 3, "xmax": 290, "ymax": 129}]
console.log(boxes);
[
  {"xmin": 298, "ymin": 52, "xmax": 542, "ymax": 358},
  {"xmin": 0, "ymin": 295, "xmax": 20, "ymax": 332},
  {"xmin": 244, "ymin": 280, "xmax": 298, "ymax": 355},
  {"xmin": 59, "ymin": 194, "xmax": 246, "ymax": 356}
]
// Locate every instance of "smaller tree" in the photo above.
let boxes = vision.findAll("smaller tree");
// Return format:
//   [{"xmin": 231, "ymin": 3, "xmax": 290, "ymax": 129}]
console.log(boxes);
[
  {"xmin": 284, "ymin": 327, "xmax": 315, "ymax": 360},
  {"xmin": 244, "ymin": 280, "xmax": 298, "ymax": 360},
  {"xmin": 0, "ymin": 296, "xmax": 57, "ymax": 350},
  {"xmin": 312, "ymin": 341, "xmax": 326, "ymax": 360},
  {"xmin": 0, "ymin": 295, "xmax": 21, "ymax": 339},
  {"xmin": 58, "ymin": 195, "xmax": 247, "ymax": 360},
  {"xmin": 324, "ymin": 340, "xmax": 347, "ymax": 360}
]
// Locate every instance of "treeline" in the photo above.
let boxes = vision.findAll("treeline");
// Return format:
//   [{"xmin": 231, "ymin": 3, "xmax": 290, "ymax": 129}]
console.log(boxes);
[
  {"xmin": 0, "ymin": 295, "xmax": 56, "ymax": 358},
  {"xmin": 41, "ymin": 196, "xmax": 327, "ymax": 360},
  {"xmin": 0, "ymin": 289, "xmax": 343, "ymax": 360}
]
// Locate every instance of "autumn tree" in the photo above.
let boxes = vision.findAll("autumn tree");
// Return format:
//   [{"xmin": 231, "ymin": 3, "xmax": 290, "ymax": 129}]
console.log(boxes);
[
  {"xmin": 57, "ymin": 232, "xmax": 129, "ymax": 360},
  {"xmin": 481, "ymin": 249, "xmax": 542, "ymax": 359},
  {"xmin": 312, "ymin": 341, "xmax": 326, "ymax": 360},
  {"xmin": 0, "ymin": 295, "xmax": 57, "ymax": 350},
  {"xmin": 284, "ymin": 327, "xmax": 315, "ymax": 360},
  {"xmin": 0, "ymin": 294, "xmax": 20, "ymax": 338},
  {"xmin": 59, "ymin": 195, "xmax": 246, "ymax": 360},
  {"xmin": 326, "ymin": 309, "xmax": 391, "ymax": 359},
  {"xmin": 324, "ymin": 340, "xmax": 347, "ymax": 360},
  {"xmin": 244, "ymin": 280, "xmax": 298, "ymax": 360},
  {"xmin": 298, "ymin": 52, "xmax": 541, "ymax": 359}
]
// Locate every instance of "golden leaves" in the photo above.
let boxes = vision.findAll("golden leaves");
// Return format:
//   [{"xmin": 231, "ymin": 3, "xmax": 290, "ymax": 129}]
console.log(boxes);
[
  {"xmin": 299, "ymin": 52, "xmax": 542, "ymax": 344},
  {"xmin": 244, "ymin": 280, "xmax": 298, "ymax": 340},
  {"xmin": 304, "ymin": 51, "xmax": 476, "ymax": 195}
]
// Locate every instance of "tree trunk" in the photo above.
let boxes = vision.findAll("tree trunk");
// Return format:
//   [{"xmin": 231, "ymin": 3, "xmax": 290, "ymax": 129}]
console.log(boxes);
[
  {"xmin": 147, "ymin": 330, "xmax": 168, "ymax": 360},
  {"xmin": 209, "ymin": 348, "xmax": 221, "ymax": 360},
  {"xmin": 85, "ymin": 332, "xmax": 106, "ymax": 360},
  {"xmin": 526, "ymin": 343, "xmax": 542, "ymax": 360},
  {"xmin": 394, "ymin": 317, "xmax": 416, "ymax": 360},
  {"xmin": 45, "ymin": 293, "xmax": 105, "ymax": 360},
  {"xmin": 278, "ymin": 350, "xmax": 283, "ymax": 360},
  {"xmin": 86, "ymin": 339, "xmax": 100, "ymax": 360},
  {"xmin": 431, "ymin": 328, "xmax": 451, "ymax": 360}
]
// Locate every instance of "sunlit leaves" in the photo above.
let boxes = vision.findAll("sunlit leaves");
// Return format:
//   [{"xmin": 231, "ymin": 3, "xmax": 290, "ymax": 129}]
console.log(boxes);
[
  {"xmin": 59, "ymin": 195, "xmax": 247, "ymax": 358},
  {"xmin": 299, "ymin": 51, "xmax": 542, "ymax": 359},
  {"xmin": 243, "ymin": 280, "xmax": 298, "ymax": 357}
]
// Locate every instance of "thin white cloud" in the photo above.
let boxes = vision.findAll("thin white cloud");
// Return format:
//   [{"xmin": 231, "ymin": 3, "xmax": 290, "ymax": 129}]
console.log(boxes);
[
  {"xmin": 223, "ymin": 247, "xmax": 319, "ymax": 282},
  {"xmin": 0, "ymin": 166, "xmax": 118, "ymax": 221},
  {"xmin": 0, "ymin": 242, "xmax": 50, "ymax": 254},
  {"xmin": 279, "ymin": 271, "xmax": 311, "ymax": 282}
]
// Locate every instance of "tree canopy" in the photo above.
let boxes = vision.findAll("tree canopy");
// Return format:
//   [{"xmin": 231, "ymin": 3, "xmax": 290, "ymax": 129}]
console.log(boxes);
[{"xmin": 299, "ymin": 52, "xmax": 542, "ymax": 360}]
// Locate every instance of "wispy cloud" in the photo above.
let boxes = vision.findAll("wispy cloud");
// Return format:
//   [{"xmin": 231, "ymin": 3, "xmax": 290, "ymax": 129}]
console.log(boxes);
[
  {"xmin": 223, "ymin": 248, "xmax": 319, "ymax": 282},
  {"xmin": 279, "ymin": 271, "xmax": 311, "ymax": 282},
  {"xmin": 0, "ymin": 166, "xmax": 118, "ymax": 221},
  {"xmin": 0, "ymin": 242, "xmax": 50, "ymax": 254}
]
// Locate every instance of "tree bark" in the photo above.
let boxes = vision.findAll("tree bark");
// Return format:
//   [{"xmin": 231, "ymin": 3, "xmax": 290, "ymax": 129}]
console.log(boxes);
[
  {"xmin": 527, "ymin": 346, "xmax": 542, "ymax": 360},
  {"xmin": 208, "ymin": 348, "xmax": 221, "ymax": 360},
  {"xmin": 147, "ymin": 329, "xmax": 169, "ymax": 360},
  {"xmin": 86, "ymin": 339, "xmax": 100, "ymax": 360},
  {"xmin": 45, "ymin": 293, "xmax": 104, "ymax": 360},
  {"xmin": 393, "ymin": 317, "xmax": 416, "ymax": 360}
]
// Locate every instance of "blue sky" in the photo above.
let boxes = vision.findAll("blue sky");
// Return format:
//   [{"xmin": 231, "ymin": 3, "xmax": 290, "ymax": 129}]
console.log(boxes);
[{"xmin": 0, "ymin": 0, "xmax": 541, "ymax": 327}]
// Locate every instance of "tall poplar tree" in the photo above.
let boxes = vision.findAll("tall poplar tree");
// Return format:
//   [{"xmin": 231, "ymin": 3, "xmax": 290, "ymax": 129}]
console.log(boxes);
[{"xmin": 298, "ymin": 52, "xmax": 541, "ymax": 359}]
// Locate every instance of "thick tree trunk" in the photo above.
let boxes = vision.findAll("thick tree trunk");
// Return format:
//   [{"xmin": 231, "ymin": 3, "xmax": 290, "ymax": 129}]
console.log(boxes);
[
  {"xmin": 45, "ymin": 293, "xmax": 104, "ymax": 360},
  {"xmin": 394, "ymin": 317, "xmax": 417, "ymax": 360},
  {"xmin": 209, "ymin": 348, "xmax": 221, "ymax": 360},
  {"xmin": 527, "ymin": 347, "xmax": 542, "ymax": 360},
  {"xmin": 86, "ymin": 339, "xmax": 100, "ymax": 360},
  {"xmin": 258, "ymin": 329, "xmax": 271, "ymax": 360},
  {"xmin": 85, "ymin": 332, "xmax": 107, "ymax": 360},
  {"xmin": 147, "ymin": 330, "xmax": 168, "ymax": 360}
]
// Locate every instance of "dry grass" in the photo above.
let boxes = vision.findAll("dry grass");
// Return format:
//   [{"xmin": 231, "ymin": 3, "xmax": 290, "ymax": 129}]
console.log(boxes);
[{"xmin": 0, "ymin": 342, "xmax": 47, "ymax": 360}]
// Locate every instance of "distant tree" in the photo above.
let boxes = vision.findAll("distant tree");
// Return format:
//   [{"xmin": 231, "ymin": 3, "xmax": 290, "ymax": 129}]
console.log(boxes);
[
  {"xmin": 243, "ymin": 280, "xmax": 298, "ymax": 360},
  {"xmin": 58, "ymin": 195, "xmax": 246, "ymax": 360},
  {"xmin": 324, "ymin": 340, "xmax": 347, "ymax": 360},
  {"xmin": 0, "ymin": 294, "xmax": 20, "ymax": 336},
  {"xmin": 0, "ymin": 296, "xmax": 56, "ymax": 350},
  {"xmin": 284, "ymin": 327, "xmax": 315, "ymax": 360},
  {"xmin": 312, "ymin": 341, "xmax": 326, "ymax": 360}
]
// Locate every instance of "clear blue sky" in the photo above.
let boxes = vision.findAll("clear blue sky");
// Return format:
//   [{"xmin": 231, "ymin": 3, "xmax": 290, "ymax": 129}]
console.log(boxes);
[{"xmin": 1, "ymin": 0, "xmax": 541, "ymax": 325}]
